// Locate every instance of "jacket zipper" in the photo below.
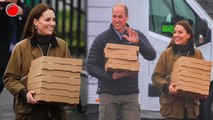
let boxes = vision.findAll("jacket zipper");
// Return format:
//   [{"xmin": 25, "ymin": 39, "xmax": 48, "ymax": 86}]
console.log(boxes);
[
  {"xmin": 37, "ymin": 43, "xmax": 52, "ymax": 56},
  {"xmin": 47, "ymin": 43, "xmax": 51, "ymax": 56}
]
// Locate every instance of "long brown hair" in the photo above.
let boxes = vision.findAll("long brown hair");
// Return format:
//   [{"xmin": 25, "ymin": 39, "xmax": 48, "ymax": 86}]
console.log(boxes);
[
  {"xmin": 167, "ymin": 20, "xmax": 194, "ymax": 49},
  {"xmin": 22, "ymin": 3, "xmax": 55, "ymax": 39}
]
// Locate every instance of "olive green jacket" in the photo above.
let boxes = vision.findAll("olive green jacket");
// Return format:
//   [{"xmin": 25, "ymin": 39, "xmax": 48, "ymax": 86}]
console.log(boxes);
[
  {"xmin": 3, "ymin": 37, "xmax": 71, "ymax": 120},
  {"xmin": 152, "ymin": 47, "xmax": 204, "ymax": 119}
]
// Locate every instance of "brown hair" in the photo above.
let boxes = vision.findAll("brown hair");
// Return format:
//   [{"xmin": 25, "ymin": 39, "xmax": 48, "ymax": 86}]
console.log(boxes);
[
  {"xmin": 167, "ymin": 20, "xmax": 194, "ymax": 49},
  {"xmin": 112, "ymin": 3, "xmax": 128, "ymax": 17},
  {"xmin": 22, "ymin": 3, "xmax": 55, "ymax": 39}
]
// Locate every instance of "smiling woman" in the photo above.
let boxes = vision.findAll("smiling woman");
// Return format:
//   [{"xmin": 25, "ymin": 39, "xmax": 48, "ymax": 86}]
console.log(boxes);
[
  {"xmin": 3, "ymin": 3, "xmax": 71, "ymax": 120},
  {"xmin": 33, "ymin": 9, "xmax": 56, "ymax": 35},
  {"xmin": 22, "ymin": 3, "xmax": 57, "ymax": 39},
  {"xmin": 173, "ymin": 24, "xmax": 191, "ymax": 45},
  {"xmin": 152, "ymin": 20, "xmax": 204, "ymax": 120}
]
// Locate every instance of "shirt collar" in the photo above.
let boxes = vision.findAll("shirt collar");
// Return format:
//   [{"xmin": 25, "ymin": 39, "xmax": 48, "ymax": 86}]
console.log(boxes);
[{"xmin": 113, "ymin": 27, "xmax": 126, "ymax": 40}]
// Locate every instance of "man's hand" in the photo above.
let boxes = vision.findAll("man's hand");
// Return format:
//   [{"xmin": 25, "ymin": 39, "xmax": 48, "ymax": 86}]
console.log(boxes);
[
  {"xmin": 112, "ymin": 70, "xmax": 137, "ymax": 80},
  {"xmin": 123, "ymin": 27, "xmax": 139, "ymax": 44}
]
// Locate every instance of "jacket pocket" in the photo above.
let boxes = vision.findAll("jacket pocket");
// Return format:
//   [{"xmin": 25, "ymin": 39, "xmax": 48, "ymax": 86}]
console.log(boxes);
[
  {"xmin": 160, "ymin": 92, "xmax": 174, "ymax": 116},
  {"xmin": 99, "ymin": 105, "xmax": 106, "ymax": 113},
  {"xmin": 99, "ymin": 105, "xmax": 106, "ymax": 119}
]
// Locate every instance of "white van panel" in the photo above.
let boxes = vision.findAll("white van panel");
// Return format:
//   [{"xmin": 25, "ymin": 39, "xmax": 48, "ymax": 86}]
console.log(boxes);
[
  {"xmin": 87, "ymin": 8, "xmax": 111, "ymax": 22},
  {"xmin": 88, "ymin": 0, "xmax": 116, "ymax": 7},
  {"xmin": 87, "ymin": 22, "xmax": 110, "ymax": 36}
]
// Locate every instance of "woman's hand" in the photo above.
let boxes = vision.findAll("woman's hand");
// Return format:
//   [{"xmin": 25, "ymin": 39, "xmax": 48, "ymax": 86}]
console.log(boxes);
[
  {"xmin": 169, "ymin": 84, "xmax": 177, "ymax": 95},
  {"xmin": 26, "ymin": 90, "xmax": 38, "ymax": 104}
]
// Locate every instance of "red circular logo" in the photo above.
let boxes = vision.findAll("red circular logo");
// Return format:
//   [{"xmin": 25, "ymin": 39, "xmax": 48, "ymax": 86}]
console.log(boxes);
[{"xmin": 6, "ymin": 3, "xmax": 19, "ymax": 17}]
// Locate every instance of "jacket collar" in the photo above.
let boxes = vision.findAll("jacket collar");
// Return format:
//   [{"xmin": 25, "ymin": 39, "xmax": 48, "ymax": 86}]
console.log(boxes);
[
  {"xmin": 172, "ymin": 42, "xmax": 195, "ymax": 56},
  {"xmin": 109, "ymin": 23, "xmax": 130, "ymax": 31},
  {"xmin": 110, "ymin": 23, "xmax": 133, "ymax": 44},
  {"xmin": 30, "ymin": 35, "xmax": 58, "ymax": 48}
]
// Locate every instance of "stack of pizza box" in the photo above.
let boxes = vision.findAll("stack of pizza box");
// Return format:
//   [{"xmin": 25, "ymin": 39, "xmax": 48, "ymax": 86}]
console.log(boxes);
[
  {"xmin": 27, "ymin": 56, "xmax": 82, "ymax": 104},
  {"xmin": 104, "ymin": 43, "xmax": 140, "ymax": 72},
  {"xmin": 171, "ymin": 56, "xmax": 212, "ymax": 99}
]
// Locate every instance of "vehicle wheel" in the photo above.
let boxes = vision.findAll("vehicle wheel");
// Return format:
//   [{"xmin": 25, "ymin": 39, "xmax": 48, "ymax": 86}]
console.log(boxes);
[{"xmin": 203, "ymin": 90, "xmax": 213, "ymax": 120}]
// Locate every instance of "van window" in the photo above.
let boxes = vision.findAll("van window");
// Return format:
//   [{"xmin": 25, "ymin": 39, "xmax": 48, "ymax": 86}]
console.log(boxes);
[{"xmin": 149, "ymin": 0, "xmax": 211, "ymax": 47}]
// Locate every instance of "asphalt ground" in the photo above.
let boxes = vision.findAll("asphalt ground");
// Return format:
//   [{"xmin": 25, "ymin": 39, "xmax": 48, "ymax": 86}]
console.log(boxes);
[
  {"xmin": 0, "ymin": 88, "xmax": 164, "ymax": 120},
  {"xmin": 0, "ymin": 88, "xmax": 87, "ymax": 120}
]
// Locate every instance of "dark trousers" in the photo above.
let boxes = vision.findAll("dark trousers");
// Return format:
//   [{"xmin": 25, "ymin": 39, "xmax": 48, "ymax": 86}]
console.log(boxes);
[
  {"xmin": 165, "ymin": 118, "xmax": 197, "ymax": 120},
  {"xmin": 0, "ymin": 69, "xmax": 5, "ymax": 93}
]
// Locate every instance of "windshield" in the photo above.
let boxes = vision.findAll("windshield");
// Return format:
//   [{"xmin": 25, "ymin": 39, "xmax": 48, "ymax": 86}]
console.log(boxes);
[{"xmin": 149, "ymin": 0, "xmax": 211, "ymax": 47}]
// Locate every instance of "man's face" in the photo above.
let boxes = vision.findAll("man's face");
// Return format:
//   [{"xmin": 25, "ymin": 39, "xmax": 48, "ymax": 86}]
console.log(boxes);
[{"xmin": 112, "ymin": 6, "xmax": 128, "ymax": 33}]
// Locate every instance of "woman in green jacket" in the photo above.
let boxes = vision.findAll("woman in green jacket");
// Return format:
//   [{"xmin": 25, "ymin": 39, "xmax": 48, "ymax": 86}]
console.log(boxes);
[
  {"xmin": 152, "ymin": 20, "xmax": 204, "ymax": 120},
  {"xmin": 3, "ymin": 3, "xmax": 71, "ymax": 120}
]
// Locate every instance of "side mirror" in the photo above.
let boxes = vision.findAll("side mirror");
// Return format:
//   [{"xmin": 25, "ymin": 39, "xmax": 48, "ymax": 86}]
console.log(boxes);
[{"xmin": 195, "ymin": 18, "xmax": 211, "ymax": 46}]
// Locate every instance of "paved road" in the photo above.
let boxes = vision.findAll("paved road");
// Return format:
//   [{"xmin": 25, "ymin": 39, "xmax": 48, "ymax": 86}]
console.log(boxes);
[
  {"xmin": 0, "ymin": 88, "xmax": 163, "ymax": 120},
  {"xmin": 0, "ymin": 88, "xmax": 15, "ymax": 120},
  {"xmin": 0, "ymin": 88, "xmax": 87, "ymax": 120}
]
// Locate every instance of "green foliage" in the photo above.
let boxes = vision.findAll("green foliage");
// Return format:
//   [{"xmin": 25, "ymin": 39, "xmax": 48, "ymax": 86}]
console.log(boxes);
[{"xmin": 57, "ymin": 9, "xmax": 86, "ymax": 56}]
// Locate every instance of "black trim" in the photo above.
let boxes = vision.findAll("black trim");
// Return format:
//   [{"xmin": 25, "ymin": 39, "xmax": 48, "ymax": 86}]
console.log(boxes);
[{"xmin": 30, "ymin": 35, "xmax": 58, "ymax": 48}]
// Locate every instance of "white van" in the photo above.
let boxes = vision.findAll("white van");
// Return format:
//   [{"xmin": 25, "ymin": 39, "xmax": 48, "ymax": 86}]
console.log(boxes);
[{"xmin": 86, "ymin": 0, "xmax": 213, "ymax": 119}]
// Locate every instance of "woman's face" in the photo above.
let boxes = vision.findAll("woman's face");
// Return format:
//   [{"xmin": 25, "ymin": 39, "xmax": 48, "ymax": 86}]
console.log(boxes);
[
  {"xmin": 33, "ymin": 9, "xmax": 55, "ymax": 36},
  {"xmin": 173, "ymin": 24, "xmax": 190, "ymax": 45}
]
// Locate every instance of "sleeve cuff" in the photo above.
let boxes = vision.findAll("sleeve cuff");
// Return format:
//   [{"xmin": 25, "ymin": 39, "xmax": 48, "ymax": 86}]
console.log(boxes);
[
  {"xmin": 163, "ymin": 83, "xmax": 170, "ymax": 93},
  {"xmin": 19, "ymin": 88, "xmax": 28, "ymax": 102}
]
